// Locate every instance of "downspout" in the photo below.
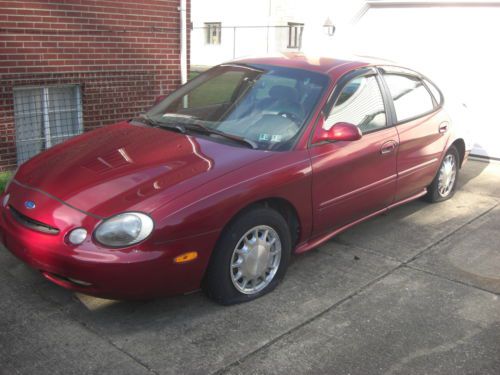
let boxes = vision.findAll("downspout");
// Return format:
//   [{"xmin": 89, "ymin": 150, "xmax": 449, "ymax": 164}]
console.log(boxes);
[{"xmin": 180, "ymin": 0, "xmax": 188, "ymax": 85}]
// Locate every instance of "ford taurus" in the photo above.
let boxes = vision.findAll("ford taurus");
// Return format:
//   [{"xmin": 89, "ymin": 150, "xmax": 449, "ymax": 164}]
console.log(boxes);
[{"xmin": 0, "ymin": 54, "xmax": 469, "ymax": 304}]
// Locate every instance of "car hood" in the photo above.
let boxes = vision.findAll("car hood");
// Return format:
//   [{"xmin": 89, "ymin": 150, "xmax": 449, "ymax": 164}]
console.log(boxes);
[{"xmin": 14, "ymin": 122, "xmax": 272, "ymax": 217}]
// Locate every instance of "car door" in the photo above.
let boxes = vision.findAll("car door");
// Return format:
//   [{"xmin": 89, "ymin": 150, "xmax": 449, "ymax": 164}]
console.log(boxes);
[
  {"xmin": 379, "ymin": 67, "xmax": 450, "ymax": 201},
  {"xmin": 309, "ymin": 68, "xmax": 399, "ymax": 237}
]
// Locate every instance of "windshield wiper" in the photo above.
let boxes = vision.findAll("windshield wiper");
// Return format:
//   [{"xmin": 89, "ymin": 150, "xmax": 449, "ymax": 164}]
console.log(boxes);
[
  {"xmin": 132, "ymin": 116, "xmax": 257, "ymax": 149},
  {"xmin": 182, "ymin": 122, "xmax": 257, "ymax": 149},
  {"xmin": 132, "ymin": 114, "xmax": 186, "ymax": 134}
]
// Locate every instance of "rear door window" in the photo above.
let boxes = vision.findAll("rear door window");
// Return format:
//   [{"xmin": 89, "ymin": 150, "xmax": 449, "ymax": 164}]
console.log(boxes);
[{"xmin": 383, "ymin": 74, "xmax": 434, "ymax": 122}]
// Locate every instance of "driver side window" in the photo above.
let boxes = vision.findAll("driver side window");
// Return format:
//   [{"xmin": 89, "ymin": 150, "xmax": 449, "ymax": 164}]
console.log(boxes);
[{"xmin": 324, "ymin": 75, "xmax": 387, "ymax": 133}]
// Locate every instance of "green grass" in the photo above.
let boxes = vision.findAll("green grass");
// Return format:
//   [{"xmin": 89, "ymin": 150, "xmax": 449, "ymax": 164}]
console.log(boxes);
[
  {"xmin": 0, "ymin": 171, "xmax": 12, "ymax": 194},
  {"xmin": 189, "ymin": 71, "xmax": 201, "ymax": 80}
]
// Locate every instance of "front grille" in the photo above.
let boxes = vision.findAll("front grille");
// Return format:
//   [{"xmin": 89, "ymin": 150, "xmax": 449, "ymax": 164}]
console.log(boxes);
[{"xmin": 9, "ymin": 205, "xmax": 60, "ymax": 235}]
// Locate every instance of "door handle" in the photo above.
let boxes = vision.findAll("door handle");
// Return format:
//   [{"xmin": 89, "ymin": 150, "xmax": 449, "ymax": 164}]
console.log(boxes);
[
  {"xmin": 439, "ymin": 122, "xmax": 448, "ymax": 133},
  {"xmin": 380, "ymin": 140, "xmax": 398, "ymax": 155}
]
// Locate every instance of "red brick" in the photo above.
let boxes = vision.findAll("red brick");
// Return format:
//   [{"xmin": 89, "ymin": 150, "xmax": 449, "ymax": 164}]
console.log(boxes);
[{"xmin": 0, "ymin": 0, "xmax": 190, "ymax": 171}]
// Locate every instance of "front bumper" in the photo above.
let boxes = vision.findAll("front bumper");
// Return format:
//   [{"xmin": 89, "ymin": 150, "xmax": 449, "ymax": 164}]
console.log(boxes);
[{"xmin": 0, "ymin": 187, "xmax": 218, "ymax": 300}]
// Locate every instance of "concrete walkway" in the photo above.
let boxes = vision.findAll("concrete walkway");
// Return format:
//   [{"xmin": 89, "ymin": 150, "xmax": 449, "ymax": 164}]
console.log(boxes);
[{"xmin": 1, "ymin": 160, "xmax": 499, "ymax": 375}]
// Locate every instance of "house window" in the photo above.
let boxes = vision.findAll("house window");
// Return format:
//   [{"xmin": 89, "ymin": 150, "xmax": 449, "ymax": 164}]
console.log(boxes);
[
  {"xmin": 13, "ymin": 85, "xmax": 83, "ymax": 165},
  {"xmin": 205, "ymin": 22, "xmax": 221, "ymax": 45},
  {"xmin": 288, "ymin": 22, "xmax": 304, "ymax": 49}
]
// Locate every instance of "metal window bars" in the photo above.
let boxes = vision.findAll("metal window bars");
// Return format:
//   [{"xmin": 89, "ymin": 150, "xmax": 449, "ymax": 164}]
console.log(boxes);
[{"xmin": 13, "ymin": 85, "xmax": 83, "ymax": 165}]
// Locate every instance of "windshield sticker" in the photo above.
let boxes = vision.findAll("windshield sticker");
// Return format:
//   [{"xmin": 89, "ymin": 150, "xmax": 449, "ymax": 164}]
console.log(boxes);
[
  {"xmin": 271, "ymin": 134, "xmax": 282, "ymax": 142},
  {"xmin": 258, "ymin": 133, "xmax": 270, "ymax": 141},
  {"xmin": 259, "ymin": 134, "xmax": 282, "ymax": 142}
]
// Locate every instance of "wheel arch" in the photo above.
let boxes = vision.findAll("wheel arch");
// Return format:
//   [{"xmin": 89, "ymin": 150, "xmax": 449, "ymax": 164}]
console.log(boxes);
[
  {"xmin": 201, "ymin": 196, "xmax": 302, "ymax": 289},
  {"xmin": 220, "ymin": 197, "xmax": 302, "ymax": 248},
  {"xmin": 450, "ymin": 138, "xmax": 466, "ymax": 167}
]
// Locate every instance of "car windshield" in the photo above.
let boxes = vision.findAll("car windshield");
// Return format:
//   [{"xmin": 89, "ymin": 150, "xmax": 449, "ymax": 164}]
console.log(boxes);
[{"xmin": 145, "ymin": 64, "xmax": 329, "ymax": 150}]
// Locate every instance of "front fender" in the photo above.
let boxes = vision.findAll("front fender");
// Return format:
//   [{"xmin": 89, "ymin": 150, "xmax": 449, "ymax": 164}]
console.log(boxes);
[{"xmin": 152, "ymin": 150, "xmax": 313, "ymax": 246}]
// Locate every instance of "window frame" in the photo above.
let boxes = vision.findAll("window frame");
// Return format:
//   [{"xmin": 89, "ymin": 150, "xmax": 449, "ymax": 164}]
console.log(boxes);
[
  {"xmin": 377, "ymin": 66, "xmax": 441, "ymax": 126},
  {"xmin": 422, "ymin": 78, "xmax": 444, "ymax": 108},
  {"xmin": 287, "ymin": 22, "xmax": 304, "ymax": 49},
  {"xmin": 323, "ymin": 74, "xmax": 389, "ymax": 135},
  {"xmin": 309, "ymin": 67, "xmax": 393, "ymax": 147}
]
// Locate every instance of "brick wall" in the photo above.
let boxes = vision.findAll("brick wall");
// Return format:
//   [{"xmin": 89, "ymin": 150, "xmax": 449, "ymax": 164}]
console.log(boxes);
[{"xmin": 0, "ymin": 0, "xmax": 190, "ymax": 171}]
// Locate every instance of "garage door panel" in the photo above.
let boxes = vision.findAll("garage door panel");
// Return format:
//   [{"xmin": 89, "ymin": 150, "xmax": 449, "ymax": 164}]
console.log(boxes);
[{"xmin": 353, "ymin": 6, "xmax": 500, "ymax": 158}]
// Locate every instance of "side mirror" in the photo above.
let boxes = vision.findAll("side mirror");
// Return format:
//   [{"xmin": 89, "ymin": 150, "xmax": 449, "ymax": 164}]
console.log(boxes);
[{"xmin": 312, "ymin": 117, "xmax": 362, "ymax": 144}]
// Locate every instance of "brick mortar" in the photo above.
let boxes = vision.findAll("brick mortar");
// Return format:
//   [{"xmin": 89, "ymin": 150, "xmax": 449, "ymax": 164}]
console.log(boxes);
[{"xmin": 0, "ymin": 0, "xmax": 191, "ymax": 171}]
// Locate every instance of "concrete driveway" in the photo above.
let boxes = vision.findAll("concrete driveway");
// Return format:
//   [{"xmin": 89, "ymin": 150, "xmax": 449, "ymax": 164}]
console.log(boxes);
[{"xmin": 1, "ymin": 160, "xmax": 499, "ymax": 375}]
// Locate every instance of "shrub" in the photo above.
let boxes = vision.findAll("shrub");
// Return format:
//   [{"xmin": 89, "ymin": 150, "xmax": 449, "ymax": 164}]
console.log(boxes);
[{"xmin": 0, "ymin": 172, "xmax": 12, "ymax": 194}]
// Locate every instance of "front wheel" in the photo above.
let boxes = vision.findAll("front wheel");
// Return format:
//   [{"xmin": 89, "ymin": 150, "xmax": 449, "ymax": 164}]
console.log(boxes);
[
  {"xmin": 425, "ymin": 145, "xmax": 459, "ymax": 202},
  {"xmin": 203, "ymin": 207, "xmax": 291, "ymax": 305}
]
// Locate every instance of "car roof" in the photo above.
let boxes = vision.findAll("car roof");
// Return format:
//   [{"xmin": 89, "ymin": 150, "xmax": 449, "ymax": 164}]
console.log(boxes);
[{"xmin": 233, "ymin": 52, "xmax": 396, "ymax": 77}]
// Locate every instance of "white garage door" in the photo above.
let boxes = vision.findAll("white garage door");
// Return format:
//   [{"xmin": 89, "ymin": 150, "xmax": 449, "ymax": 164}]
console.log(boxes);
[{"xmin": 351, "ymin": 4, "xmax": 500, "ymax": 159}]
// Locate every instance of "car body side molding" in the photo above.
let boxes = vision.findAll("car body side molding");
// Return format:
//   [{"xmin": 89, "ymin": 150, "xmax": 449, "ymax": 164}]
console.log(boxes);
[{"xmin": 294, "ymin": 188, "xmax": 427, "ymax": 254}]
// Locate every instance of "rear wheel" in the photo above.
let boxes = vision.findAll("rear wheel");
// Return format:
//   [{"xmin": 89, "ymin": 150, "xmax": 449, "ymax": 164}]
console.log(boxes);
[
  {"xmin": 203, "ymin": 207, "xmax": 291, "ymax": 305},
  {"xmin": 425, "ymin": 145, "xmax": 459, "ymax": 202}
]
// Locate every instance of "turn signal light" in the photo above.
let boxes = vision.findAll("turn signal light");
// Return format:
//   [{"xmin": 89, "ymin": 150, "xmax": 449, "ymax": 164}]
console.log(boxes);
[{"xmin": 174, "ymin": 251, "xmax": 198, "ymax": 264}]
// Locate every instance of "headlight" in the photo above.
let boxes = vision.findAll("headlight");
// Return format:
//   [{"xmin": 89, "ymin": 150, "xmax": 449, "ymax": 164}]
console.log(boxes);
[{"xmin": 94, "ymin": 212, "xmax": 154, "ymax": 247}]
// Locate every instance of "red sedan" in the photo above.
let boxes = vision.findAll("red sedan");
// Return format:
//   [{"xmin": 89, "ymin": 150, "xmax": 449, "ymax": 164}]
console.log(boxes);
[{"xmin": 0, "ymin": 54, "xmax": 468, "ymax": 304}]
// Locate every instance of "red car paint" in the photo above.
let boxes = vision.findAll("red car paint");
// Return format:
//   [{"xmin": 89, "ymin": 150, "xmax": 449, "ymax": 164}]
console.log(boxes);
[{"xmin": 0, "ymin": 54, "xmax": 465, "ymax": 299}]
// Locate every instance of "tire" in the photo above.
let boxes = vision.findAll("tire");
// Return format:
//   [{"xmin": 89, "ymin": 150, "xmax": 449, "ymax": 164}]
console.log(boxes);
[
  {"xmin": 203, "ymin": 207, "xmax": 292, "ymax": 305},
  {"xmin": 425, "ymin": 145, "xmax": 460, "ymax": 202}
]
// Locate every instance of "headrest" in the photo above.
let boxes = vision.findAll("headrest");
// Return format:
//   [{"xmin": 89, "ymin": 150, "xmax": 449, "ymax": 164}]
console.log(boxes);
[{"xmin": 269, "ymin": 85, "xmax": 298, "ymax": 103}]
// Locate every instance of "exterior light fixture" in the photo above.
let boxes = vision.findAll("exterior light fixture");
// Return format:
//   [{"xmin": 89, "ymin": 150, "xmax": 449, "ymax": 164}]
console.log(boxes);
[{"xmin": 323, "ymin": 17, "xmax": 336, "ymax": 36}]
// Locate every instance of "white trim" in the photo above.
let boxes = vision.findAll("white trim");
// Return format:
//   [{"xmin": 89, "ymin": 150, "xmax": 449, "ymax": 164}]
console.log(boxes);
[
  {"xmin": 180, "ymin": 0, "xmax": 188, "ymax": 85},
  {"xmin": 352, "ymin": 3, "xmax": 371, "ymax": 23},
  {"xmin": 75, "ymin": 85, "xmax": 84, "ymax": 134},
  {"xmin": 366, "ymin": 0, "xmax": 500, "ymax": 5},
  {"xmin": 42, "ymin": 87, "xmax": 52, "ymax": 149},
  {"xmin": 353, "ymin": 0, "xmax": 500, "ymax": 23}
]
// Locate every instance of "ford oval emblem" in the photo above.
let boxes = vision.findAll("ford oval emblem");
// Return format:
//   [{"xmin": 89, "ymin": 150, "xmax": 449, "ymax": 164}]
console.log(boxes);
[{"xmin": 24, "ymin": 200, "xmax": 36, "ymax": 209}]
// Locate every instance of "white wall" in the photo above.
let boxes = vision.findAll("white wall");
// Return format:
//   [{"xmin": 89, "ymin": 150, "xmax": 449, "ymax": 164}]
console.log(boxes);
[
  {"xmin": 191, "ymin": 0, "xmax": 497, "ymax": 157},
  {"xmin": 191, "ymin": 0, "xmax": 271, "ymax": 66},
  {"xmin": 347, "ymin": 4, "xmax": 500, "ymax": 158},
  {"xmin": 190, "ymin": 0, "xmax": 364, "ymax": 67}
]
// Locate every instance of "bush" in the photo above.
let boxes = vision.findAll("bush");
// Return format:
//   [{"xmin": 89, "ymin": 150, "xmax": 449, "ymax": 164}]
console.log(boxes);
[{"xmin": 0, "ymin": 172, "xmax": 12, "ymax": 194}]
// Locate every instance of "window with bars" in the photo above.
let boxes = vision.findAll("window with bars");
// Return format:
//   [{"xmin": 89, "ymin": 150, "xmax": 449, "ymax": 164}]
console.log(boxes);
[
  {"xmin": 288, "ymin": 22, "xmax": 304, "ymax": 49},
  {"xmin": 13, "ymin": 85, "xmax": 83, "ymax": 165},
  {"xmin": 205, "ymin": 22, "xmax": 222, "ymax": 45}
]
